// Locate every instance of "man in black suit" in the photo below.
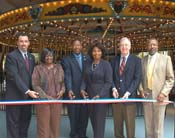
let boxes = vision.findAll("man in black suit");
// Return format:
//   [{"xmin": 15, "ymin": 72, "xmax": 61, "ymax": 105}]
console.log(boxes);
[
  {"xmin": 5, "ymin": 33, "xmax": 39, "ymax": 138},
  {"xmin": 61, "ymin": 39, "xmax": 88, "ymax": 138},
  {"xmin": 111, "ymin": 37, "xmax": 142, "ymax": 138}
]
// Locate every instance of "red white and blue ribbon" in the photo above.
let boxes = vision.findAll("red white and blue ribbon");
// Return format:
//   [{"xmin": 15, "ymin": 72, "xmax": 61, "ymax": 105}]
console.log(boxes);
[{"xmin": 0, "ymin": 98, "xmax": 173, "ymax": 105}]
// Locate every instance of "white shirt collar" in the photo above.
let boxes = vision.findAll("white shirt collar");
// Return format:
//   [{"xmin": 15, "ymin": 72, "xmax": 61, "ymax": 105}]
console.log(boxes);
[
  {"xmin": 18, "ymin": 48, "xmax": 28, "ymax": 58},
  {"xmin": 121, "ymin": 53, "xmax": 129, "ymax": 60},
  {"xmin": 120, "ymin": 54, "xmax": 129, "ymax": 65}
]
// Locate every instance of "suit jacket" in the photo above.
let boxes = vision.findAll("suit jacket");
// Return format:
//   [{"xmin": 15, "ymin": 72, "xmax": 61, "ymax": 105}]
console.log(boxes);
[
  {"xmin": 81, "ymin": 59, "xmax": 112, "ymax": 98},
  {"xmin": 32, "ymin": 64, "xmax": 65, "ymax": 99},
  {"xmin": 139, "ymin": 53, "xmax": 174, "ymax": 100},
  {"xmin": 61, "ymin": 53, "xmax": 89, "ymax": 98},
  {"xmin": 111, "ymin": 54, "xmax": 142, "ymax": 98},
  {"xmin": 5, "ymin": 49, "xmax": 35, "ymax": 100}
]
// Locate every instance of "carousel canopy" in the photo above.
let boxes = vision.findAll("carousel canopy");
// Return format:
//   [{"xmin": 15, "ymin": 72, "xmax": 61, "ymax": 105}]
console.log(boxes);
[{"xmin": 0, "ymin": 0, "xmax": 175, "ymax": 54}]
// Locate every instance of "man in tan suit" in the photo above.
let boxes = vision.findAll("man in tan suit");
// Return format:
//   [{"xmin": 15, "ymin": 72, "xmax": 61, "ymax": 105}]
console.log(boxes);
[{"xmin": 139, "ymin": 38, "xmax": 174, "ymax": 138}]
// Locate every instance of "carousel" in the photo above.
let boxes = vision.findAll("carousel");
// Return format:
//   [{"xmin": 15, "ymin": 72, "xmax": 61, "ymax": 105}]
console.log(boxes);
[
  {"xmin": 0, "ymin": 0, "xmax": 175, "ymax": 62},
  {"xmin": 0, "ymin": 1, "xmax": 175, "ymax": 135}
]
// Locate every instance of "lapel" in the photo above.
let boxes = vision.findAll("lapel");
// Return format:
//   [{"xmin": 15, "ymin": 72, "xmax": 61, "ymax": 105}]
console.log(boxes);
[
  {"xmin": 152, "ymin": 53, "xmax": 160, "ymax": 74},
  {"xmin": 16, "ymin": 49, "xmax": 26, "ymax": 66},
  {"xmin": 144, "ymin": 55, "xmax": 149, "ymax": 76},
  {"xmin": 27, "ymin": 53, "xmax": 33, "ymax": 74},
  {"xmin": 70, "ymin": 53, "xmax": 82, "ymax": 72},
  {"xmin": 115, "ymin": 56, "xmax": 120, "ymax": 77},
  {"xmin": 82, "ymin": 54, "xmax": 87, "ymax": 71}
]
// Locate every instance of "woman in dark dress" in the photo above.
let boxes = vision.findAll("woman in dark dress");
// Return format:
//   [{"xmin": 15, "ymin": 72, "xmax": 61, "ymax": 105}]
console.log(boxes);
[{"xmin": 80, "ymin": 43, "xmax": 113, "ymax": 138}]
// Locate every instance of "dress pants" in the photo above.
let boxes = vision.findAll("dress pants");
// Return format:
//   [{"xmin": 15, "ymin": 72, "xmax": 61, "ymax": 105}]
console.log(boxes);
[
  {"xmin": 143, "ymin": 102, "xmax": 166, "ymax": 138},
  {"xmin": 6, "ymin": 105, "xmax": 32, "ymax": 138},
  {"xmin": 113, "ymin": 103, "xmax": 136, "ymax": 138},
  {"xmin": 36, "ymin": 104, "xmax": 62, "ymax": 138},
  {"xmin": 89, "ymin": 104, "xmax": 107, "ymax": 138},
  {"xmin": 67, "ymin": 104, "xmax": 88, "ymax": 138}
]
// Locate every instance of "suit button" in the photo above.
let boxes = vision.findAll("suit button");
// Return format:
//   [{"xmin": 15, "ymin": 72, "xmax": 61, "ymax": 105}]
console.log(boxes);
[
  {"xmin": 118, "ymin": 87, "xmax": 121, "ymax": 90},
  {"xmin": 120, "ymin": 80, "xmax": 122, "ymax": 82}
]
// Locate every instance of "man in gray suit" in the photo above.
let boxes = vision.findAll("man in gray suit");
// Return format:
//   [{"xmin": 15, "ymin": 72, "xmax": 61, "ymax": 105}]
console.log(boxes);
[
  {"xmin": 5, "ymin": 33, "xmax": 39, "ymax": 138},
  {"xmin": 139, "ymin": 38, "xmax": 174, "ymax": 138},
  {"xmin": 61, "ymin": 39, "xmax": 88, "ymax": 138}
]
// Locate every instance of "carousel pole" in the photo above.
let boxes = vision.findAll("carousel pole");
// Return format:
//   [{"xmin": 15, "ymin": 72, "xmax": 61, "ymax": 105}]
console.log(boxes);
[{"xmin": 38, "ymin": 28, "xmax": 44, "ymax": 64}]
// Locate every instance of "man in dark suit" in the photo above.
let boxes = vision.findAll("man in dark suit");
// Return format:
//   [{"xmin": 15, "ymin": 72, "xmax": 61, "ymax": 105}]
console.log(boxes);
[
  {"xmin": 5, "ymin": 33, "xmax": 39, "ymax": 138},
  {"xmin": 111, "ymin": 37, "xmax": 142, "ymax": 138},
  {"xmin": 61, "ymin": 39, "xmax": 88, "ymax": 138}
]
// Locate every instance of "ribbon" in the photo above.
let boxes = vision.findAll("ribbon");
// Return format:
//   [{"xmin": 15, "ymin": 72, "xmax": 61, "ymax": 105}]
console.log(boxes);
[{"xmin": 0, "ymin": 98, "xmax": 173, "ymax": 105}]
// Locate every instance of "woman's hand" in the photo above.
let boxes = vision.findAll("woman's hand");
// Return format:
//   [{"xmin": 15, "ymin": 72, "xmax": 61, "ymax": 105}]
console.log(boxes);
[
  {"xmin": 68, "ymin": 90, "xmax": 76, "ymax": 99},
  {"xmin": 80, "ymin": 90, "xmax": 89, "ymax": 99},
  {"xmin": 57, "ymin": 90, "xmax": 64, "ymax": 99},
  {"xmin": 92, "ymin": 95, "xmax": 100, "ymax": 99}
]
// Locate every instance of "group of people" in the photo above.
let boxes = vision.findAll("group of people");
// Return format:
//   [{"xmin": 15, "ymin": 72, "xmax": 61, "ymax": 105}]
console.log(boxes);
[{"xmin": 4, "ymin": 33, "xmax": 174, "ymax": 138}]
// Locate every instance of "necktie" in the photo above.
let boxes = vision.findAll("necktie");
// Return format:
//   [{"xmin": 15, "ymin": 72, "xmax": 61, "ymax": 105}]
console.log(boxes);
[
  {"xmin": 147, "ymin": 56, "xmax": 154, "ymax": 90},
  {"xmin": 24, "ymin": 54, "xmax": 29, "ymax": 71},
  {"xmin": 76, "ymin": 56, "xmax": 82, "ymax": 70},
  {"xmin": 119, "ymin": 57, "xmax": 125, "ymax": 76}
]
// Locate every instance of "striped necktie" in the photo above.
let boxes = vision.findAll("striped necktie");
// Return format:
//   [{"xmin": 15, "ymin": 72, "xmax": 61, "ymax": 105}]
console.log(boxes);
[{"xmin": 119, "ymin": 57, "xmax": 125, "ymax": 76}]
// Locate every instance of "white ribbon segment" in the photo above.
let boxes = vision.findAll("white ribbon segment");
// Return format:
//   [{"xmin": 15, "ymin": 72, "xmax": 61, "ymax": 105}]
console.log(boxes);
[{"xmin": 0, "ymin": 98, "xmax": 173, "ymax": 105}]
